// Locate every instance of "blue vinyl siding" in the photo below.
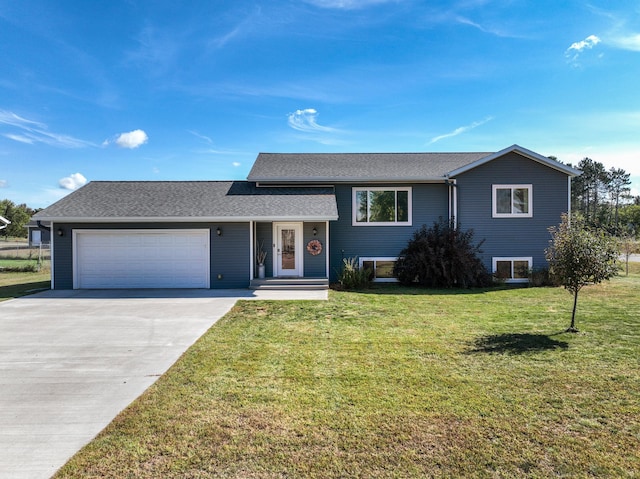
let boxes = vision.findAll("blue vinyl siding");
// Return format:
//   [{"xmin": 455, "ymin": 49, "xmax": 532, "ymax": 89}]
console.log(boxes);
[
  {"xmin": 210, "ymin": 223, "xmax": 251, "ymax": 289},
  {"xmin": 329, "ymin": 183, "xmax": 449, "ymax": 281},
  {"xmin": 255, "ymin": 222, "xmax": 274, "ymax": 278},
  {"xmin": 304, "ymin": 222, "xmax": 326, "ymax": 278},
  {"xmin": 455, "ymin": 152, "xmax": 570, "ymax": 272},
  {"xmin": 51, "ymin": 222, "xmax": 250, "ymax": 289}
]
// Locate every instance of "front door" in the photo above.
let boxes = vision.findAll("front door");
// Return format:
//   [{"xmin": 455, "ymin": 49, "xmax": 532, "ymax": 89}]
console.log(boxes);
[{"xmin": 274, "ymin": 222, "xmax": 303, "ymax": 277}]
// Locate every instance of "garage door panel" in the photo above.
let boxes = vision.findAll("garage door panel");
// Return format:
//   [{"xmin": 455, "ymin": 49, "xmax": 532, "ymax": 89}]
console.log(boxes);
[{"xmin": 74, "ymin": 230, "xmax": 210, "ymax": 289}]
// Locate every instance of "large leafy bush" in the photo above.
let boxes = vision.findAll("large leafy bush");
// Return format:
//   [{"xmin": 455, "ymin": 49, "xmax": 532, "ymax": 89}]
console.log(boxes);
[{"xmin": 394, "ymin": 219, "xmax": 491, "ymax": 288}]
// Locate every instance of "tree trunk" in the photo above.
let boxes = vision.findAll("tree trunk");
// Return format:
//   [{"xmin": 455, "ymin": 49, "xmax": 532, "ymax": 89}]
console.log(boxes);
[{"xmin": 567, "ymin": 290, "xmax": 580, "ymax": 333}]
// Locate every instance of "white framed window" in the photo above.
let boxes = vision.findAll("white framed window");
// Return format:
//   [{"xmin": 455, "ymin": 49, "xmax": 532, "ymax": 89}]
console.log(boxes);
[
  {"xmin": 492, "ymin": 184, "xmax": 532, "ymax": 218},
  {"xmin": 352, "ymin": 187, "xmax": 412, "ymax": 226},
  {"xmin": 493, "ymin": 257, "xmax": 532, "ymax": 283},
  {"xmin": 359, "ymin": 257, "xmax": 398, "ymax": 282}
]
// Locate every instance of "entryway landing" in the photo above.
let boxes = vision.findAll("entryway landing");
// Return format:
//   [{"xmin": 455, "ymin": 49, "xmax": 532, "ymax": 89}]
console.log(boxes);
[{"xmin": 249, "ymin": 278, "xmax": 329, "ymax": 290}]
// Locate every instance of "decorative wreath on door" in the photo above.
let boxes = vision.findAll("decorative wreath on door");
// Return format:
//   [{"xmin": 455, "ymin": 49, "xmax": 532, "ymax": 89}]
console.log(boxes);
[{"xmin": 306, "ymin": 239, "xmax": 322, "ymax": 256}]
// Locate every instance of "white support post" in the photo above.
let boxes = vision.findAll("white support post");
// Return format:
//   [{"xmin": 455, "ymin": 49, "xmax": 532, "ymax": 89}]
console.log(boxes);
[
  {"xmin": 249, "ymin": 221, "xmax": 254, "ymax": 281},
  {"xmin": 325, "ymin": 220, "xmax": 330, "ymax": 280}
]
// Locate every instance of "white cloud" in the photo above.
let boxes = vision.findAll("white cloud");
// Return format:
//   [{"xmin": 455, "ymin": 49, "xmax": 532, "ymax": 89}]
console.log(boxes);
[
  {"xmin": 59, "ymin": 173, "xmax": 87, "ymax": 191},
  {"xmin": 232, "ymin": 162, "xmax": 241, "ymax": 167},
  {"xmin": 287, "ymin": 108, "xmax": 337, "ymax": 133},
  {"xmin": 188, "ymin": 130, "xmax": 213, "ymax": 144},
  {"xmin": 303, "ymin": 0, "xmax": 396, "ymax": 9},
  {"xmin": 114, "ymin": 129, "xmax": 148, "ymax": 149},
  {"xmin": 609, "ymin": 33, "xmax": 640, "ymax": 52},
  {"xmin": 0, "ymin": 180, "xmax": 7, "ymax": 188},
  {"xmin": 566, "ymin": 35, "xmax": 601, "ymax": 63},
  {"xmin": 0, "ymin": 110, "xmax": 94, "ymax": 148},
  {"xmin": 428, "ymin": 116, "xmax": 494, "ymax": 144}
]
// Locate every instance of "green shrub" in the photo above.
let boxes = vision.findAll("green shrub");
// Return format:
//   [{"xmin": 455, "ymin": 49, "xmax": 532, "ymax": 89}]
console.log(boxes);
[
  {"xmin": 337, "ymin": 257, "xmax": 371, "ymax": 290},
  {"xmin": 394, "ymin": 219, "xmax": 492, "ymax": 288},
  {"xmin": 0, "ymin": 264, "xmax": 38, "ymax": 273},
  {"xmin": 527, "ymin": 267, "xmax": 559, "ymax": 287}
]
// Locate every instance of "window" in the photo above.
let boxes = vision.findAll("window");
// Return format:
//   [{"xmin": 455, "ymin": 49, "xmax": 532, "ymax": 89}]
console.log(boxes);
[
  {"xmin": 492, "ymin": 185, "xmax": 532, "ymax": 218},
  {"xmin": 352, "ymin": 187, "xmax": 412, "ymax": 226},
  {"xmin": 360, "ymin": 257, "xmax": 398, "ymax": 282},
  {"xmin": 493, "ymin": 257, "xmax": 532, "ymax": 283}
]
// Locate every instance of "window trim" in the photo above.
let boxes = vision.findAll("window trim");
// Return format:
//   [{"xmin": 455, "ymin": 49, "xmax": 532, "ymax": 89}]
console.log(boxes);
[
  {"xmin": 492, "ymin": 257, "xmax": 532, "ymax": 283},
  {"xmin": 359, "ymin": 257, "xmax": 399, "ymax": 283},
  {"xmin": 352, "ymin": 187, "xmax": 412, "ymax": 226},
  {"xmin": 492, "ymin": 184, "xmax": 533, "ymax": 218}
]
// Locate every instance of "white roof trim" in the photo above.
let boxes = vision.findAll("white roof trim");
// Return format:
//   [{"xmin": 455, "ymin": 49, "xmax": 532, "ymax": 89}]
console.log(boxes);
[
  {"xmin": 446, "ymin": 144, "xmax": 582, "ymax": 177},
  {"xmin": 31, "ymin": 215, "xmax": 339, "ymax": 223},
  {"xmin": 255, "ymin": 177, "xmax": 448, "ymax": 183}
]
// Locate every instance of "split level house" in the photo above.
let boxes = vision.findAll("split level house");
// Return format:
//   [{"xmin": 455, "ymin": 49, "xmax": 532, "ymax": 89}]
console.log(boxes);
[{"xmin": 32, "ymin": 144, "xmax": 581, "ymax": 290}]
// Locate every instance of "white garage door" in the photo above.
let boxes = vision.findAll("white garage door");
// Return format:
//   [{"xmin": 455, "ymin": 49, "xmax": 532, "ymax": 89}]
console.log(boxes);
[{"xmin": 74, "ymin": 229, "xmax": 210, "ymax": 289}]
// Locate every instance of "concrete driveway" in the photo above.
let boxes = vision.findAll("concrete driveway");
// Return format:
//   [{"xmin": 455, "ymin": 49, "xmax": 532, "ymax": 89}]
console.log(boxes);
[{"xmin": 0, "ymin": 288, "xmax": 327, "ymax": 479}]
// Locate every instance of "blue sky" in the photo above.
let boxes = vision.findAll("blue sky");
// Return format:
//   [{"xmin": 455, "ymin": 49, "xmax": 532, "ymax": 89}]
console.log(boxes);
[{"xmin": 1, "ymin": 0, "xmax": 640, "ymax": 208}]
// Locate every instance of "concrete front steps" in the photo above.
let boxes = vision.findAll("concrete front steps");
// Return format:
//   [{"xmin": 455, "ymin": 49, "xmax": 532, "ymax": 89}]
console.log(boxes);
[{"xmin": 249, "ymin": 278, "xmax": 329, "ymax": 290}]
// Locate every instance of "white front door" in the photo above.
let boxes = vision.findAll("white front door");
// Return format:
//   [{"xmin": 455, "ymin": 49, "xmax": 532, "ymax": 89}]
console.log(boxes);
[{"xmin": 274, "ymin": 222, "xmax": 303, "ymax": 277}]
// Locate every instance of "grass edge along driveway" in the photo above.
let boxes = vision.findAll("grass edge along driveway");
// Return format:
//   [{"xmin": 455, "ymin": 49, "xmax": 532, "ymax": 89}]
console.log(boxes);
[
  {"xmin": 56, "ymin": 265, "xmax": 640, "ymax": 478},
  {"xmin": 0, "ymin": 270, "xmax": 50, "ymax": 301}
]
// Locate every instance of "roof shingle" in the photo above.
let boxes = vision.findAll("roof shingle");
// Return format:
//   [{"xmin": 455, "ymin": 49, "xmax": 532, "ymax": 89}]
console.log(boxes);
[
  {"xmin": 33, "ymin": 181, "xmax": 338, "ymax": 221},
  {"xmin": 247, "ymin": 152, "xmax": 492, "ymax": 182}
]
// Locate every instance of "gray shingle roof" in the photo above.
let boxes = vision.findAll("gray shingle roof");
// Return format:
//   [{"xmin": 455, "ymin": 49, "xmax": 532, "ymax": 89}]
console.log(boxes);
[
  {"xmin": 33, "ymin": 181, "xmax": 338, "ymax": 221},
  {"xmin": 247, "ymin": 152, "xmax": 492, "ymax": 182}
]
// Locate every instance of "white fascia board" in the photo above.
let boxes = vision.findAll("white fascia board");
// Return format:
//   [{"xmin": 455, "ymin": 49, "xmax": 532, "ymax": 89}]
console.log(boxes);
[
  {"xmin": 35, "ymin": 215, "xmax": 339, "ymax": 223},
  {"xmin": 0, "ymin": 215, "xmax": 11, "ymax": 225},
  {"xmin": 254, "ymin": 177, "xmax": 447, "ymax": 184},
  {"xmin": 446, "ymin": 144, "xmax": 582, "ymax": 178}
]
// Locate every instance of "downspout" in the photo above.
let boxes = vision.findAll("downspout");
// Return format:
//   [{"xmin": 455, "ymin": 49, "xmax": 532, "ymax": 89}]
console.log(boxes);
[
  {"xmin": 567, "ymin": 176, "xmax": 572, "ymax": 223},
  {"xmin": 37, "ymin": 220, "xmax": 51, "ymax": 231},
  {"xmin": 445, "ymin": 178, "xmax": 458, "ymax": 224}
]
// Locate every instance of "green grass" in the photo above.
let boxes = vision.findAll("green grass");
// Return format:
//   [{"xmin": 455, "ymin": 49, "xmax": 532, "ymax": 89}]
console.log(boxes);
[
  {"xmin": 0, "ymin": 258, "xmax": 40, "ymax": 269},
  {"xmin": 0, "ymin": 270, "xmax": 50, "ymax": 301},
  {"xmin": 56, "ymin": 266, "xmax": 640, "ymax": 478}
]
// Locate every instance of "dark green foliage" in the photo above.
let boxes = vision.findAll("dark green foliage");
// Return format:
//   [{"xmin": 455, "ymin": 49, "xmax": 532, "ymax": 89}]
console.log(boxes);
[
  {"xmin": 394, "ymin": 219, "xmax": 492, "ymax": 288},
  {"xmin": 0, "ymin": 264, "xmax": 38, "ymax": 272},
  {"xmin": 528, "ymin": 267, "xmax": 559, "ymax": 287},
  {"xmin": 0, "ymin": 199, "xmax": 35, "ymax": 239}
]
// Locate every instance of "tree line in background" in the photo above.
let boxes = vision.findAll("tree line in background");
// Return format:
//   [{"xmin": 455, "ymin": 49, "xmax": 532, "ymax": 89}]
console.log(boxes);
[
  {"xmin": 0, "ymin": 199, "xmax": 36, "ymax": 239},
  {"xmin": 568, "ymin": 157, "xmax": 639, "ymax": 235}
]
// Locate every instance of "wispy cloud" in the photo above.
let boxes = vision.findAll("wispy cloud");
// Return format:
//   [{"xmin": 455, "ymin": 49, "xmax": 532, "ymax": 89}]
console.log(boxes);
[
  {"xmin": 188, "ymin": 130, "xmax": 213, "ymax": 144},
  {"xmin": 0, "ymin": 110, "xmax": 93, "ymax": 148},
  {"xmin": 303, "ymin": 0, "xmax": 397, "ymax": 9},
  {"xmin": 428, "ymin": 117, "xmax": 493, "ymax": 145},
  {"xmin": 608, "ymin": 32, "xmax": 640, "ymax": 52},
  {"xmin": 454, "ymin": 15, "xmax": 523, "ymax": 39},
  {"xmin": 103, "ymin": 129, "xmax": 149, "ymax": 149},
  {"xmin": 287, "ymin": 108, "xmax": 337, "ymax": 133},
  {"xmin": 59, "ymin": 172, "xmax": 87, "ymax": 191},
  {"xmin": 209, "ymin": 9, "xmax": 261, "ymax": 49},
  {"xmin": 565, "ymin": 35, "xmax": 601, "ymax": 64},
  {"xmin": 0, "ymin": 180, "xmax": 7, "ymax": 188}
]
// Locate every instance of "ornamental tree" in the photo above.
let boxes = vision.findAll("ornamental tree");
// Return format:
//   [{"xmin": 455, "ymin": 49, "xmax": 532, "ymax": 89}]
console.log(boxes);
[{"xmin": 545, "ymin": 214, "xmax": 619, "ymax": 332}]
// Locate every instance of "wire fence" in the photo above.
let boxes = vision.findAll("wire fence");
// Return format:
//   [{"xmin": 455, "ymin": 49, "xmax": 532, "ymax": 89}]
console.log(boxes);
[{"xmin": 0, "ymin": 241, "xmax": 51, "ymax": 271}]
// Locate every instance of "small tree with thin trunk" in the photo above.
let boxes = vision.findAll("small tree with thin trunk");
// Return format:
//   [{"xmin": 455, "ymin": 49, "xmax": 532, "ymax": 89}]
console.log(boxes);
[{"xmin": 545, "ymin": 214, "xmax": 619, "ymax": 332}]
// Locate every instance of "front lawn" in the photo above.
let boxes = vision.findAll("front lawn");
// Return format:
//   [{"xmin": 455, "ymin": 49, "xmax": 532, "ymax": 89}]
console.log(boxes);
[
  {"xmin": 0, "ymin": 270, "xmax": 50, "ymax": 301},
  {"xmin": 56, "ymin": 265, "xmax": 640, "ymax": 478}
]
